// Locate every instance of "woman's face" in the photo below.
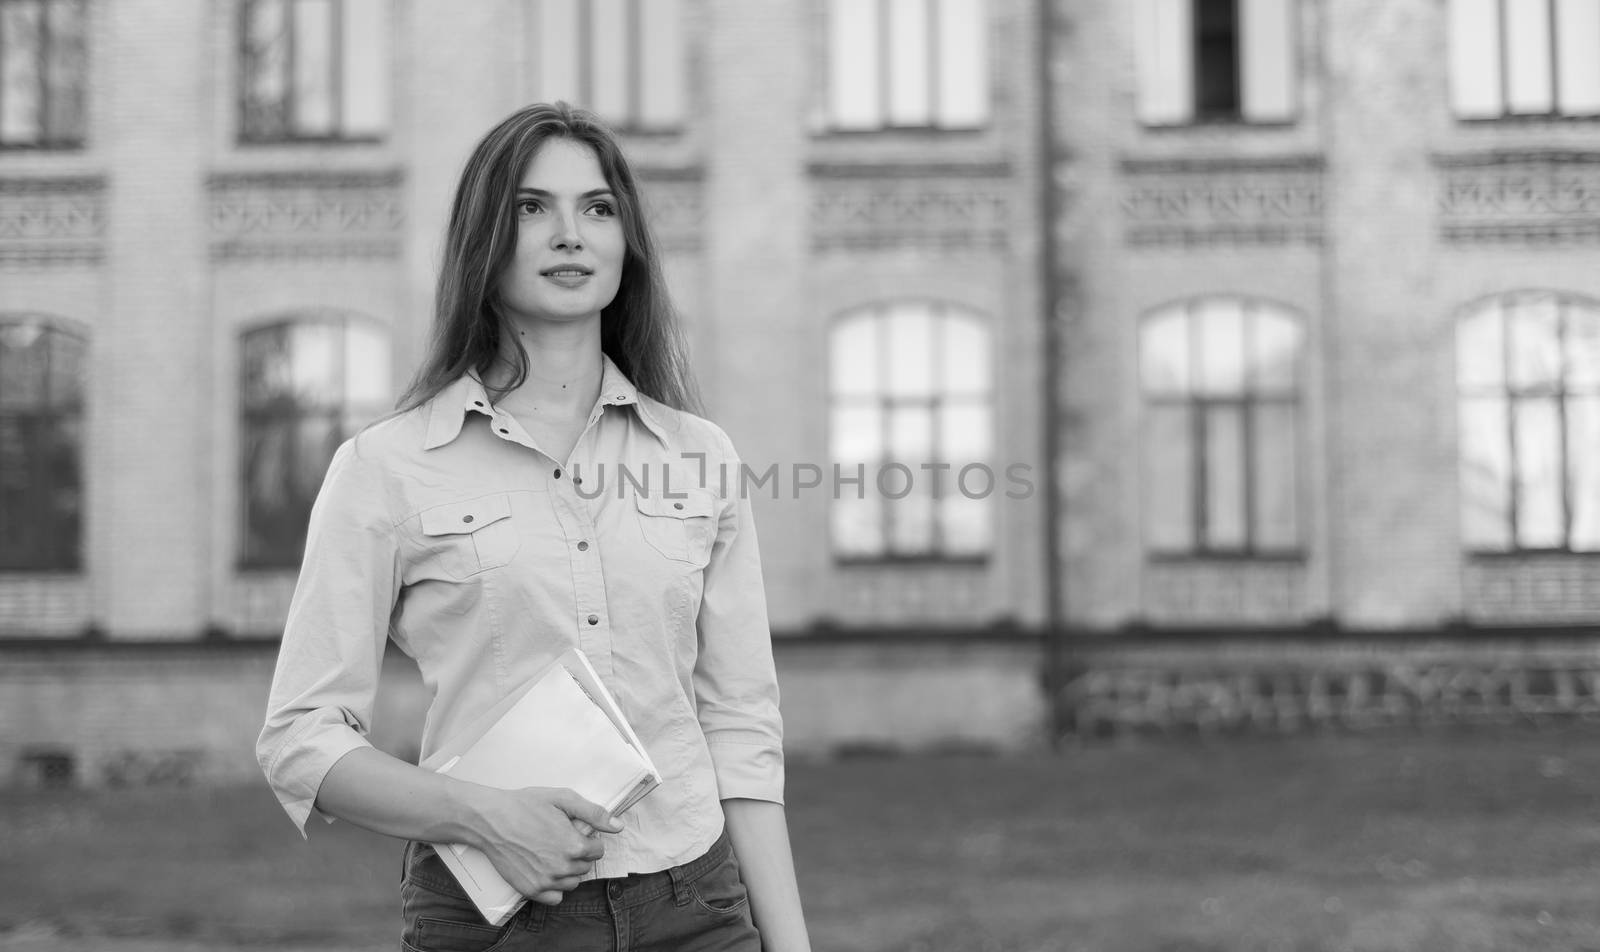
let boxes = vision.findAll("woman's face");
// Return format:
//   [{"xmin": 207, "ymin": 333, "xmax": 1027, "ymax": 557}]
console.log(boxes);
[{"xmin": 497, "ymin": 137, "xmax": 627, "ymax": 328}]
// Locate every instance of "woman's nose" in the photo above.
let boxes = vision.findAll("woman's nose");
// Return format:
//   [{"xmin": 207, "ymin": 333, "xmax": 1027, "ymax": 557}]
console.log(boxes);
[{"xmin": 550, "ymin": 211, "xmax": 583, "ymax": 251}]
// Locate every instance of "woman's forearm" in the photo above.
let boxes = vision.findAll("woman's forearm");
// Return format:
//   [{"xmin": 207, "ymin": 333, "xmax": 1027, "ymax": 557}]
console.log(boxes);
[
  {"xmin": 722, "ymin": 797, "xmax": 812, "ymax": 952},
  {"xmin": 314, "ymin": 746, "xmax": 490, "ymax": 848}
]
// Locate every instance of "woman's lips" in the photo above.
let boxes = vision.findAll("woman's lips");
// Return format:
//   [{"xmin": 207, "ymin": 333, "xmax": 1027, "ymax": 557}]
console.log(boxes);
[{"xmin": 541, "ymin": 269, "xmax": 592, "ymax": 288}]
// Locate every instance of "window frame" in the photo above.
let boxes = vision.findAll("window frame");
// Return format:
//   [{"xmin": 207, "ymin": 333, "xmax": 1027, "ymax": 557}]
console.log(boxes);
[
  {"xmin": 827, "ymin": 300, "xmax": 995, "ymax": 565},
  {"xmin": 236, "ymin": 0, "xmax": 390, "ymax": 145},
  {"xmin": 527, "ymin": 0, "xmax": 687, "ymax": 135},
  {"xmin": 822, "ymin": 0, "xmax": 991, "ymax": 134},
  {"xmin": 236, "ymin": 314, "xmax": 391, "ymax": 570},
  {"xmin": 1449, "ymin": 0, "xmax": 1600, "ymax": 120},
  {"xmin": 0, "ymin": 0, "xmax": 88, "ymax": 151},
  {"xmin": 1457, "ymin": 291, "xmax": 1600, "ymax": 555},
  {"xmin": 0, "ymin": 316, "xmax": 87, "ymax": 573},
  {"xmin": 1133, "ymin": 0, "xmax": 1300, "ymax": 129},
  {"xmin": 1139, "ymin": 297, "xmax": 1306, "ymax": 560}
]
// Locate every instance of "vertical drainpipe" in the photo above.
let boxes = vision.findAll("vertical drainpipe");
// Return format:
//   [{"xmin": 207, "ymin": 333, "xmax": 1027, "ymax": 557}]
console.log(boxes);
[{"xmin": 1035, "ymin": 0, "xmax": 1068, "ymax": 746}]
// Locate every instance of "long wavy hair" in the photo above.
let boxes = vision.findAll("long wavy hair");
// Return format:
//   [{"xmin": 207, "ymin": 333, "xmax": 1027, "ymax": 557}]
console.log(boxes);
[{"xmin": 396, "ymin": 102, "xmax": 700, "ymax": 415}]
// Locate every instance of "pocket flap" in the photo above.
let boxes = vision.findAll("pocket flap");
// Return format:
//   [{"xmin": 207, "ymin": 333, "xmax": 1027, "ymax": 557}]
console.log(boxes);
[
  {"xmin": 634, "ymin": 490, "xmax": 716, "ymax": 520},
  {"xmin": 419, "ymin": 494, "xmax": 513, "ymax": 536}
]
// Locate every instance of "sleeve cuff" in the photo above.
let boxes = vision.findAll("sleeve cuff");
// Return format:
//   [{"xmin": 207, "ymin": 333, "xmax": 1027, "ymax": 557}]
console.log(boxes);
[
  {"xmin": 706, "ymin": 739, "xmax": 785, "ymax": 805},
  {"xmin": 266, "ymin": 729, "xmax": 374, "ymax": 837}
]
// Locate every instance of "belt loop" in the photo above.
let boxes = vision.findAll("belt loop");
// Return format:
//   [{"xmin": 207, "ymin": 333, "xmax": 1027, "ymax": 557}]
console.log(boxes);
[
  {"xmin": 400, "ymin": 841, "xmax": 414, "ymax": 884},
  {"xmin": 526, "ymin": 899, "xmax": 547, "ymax": 931},
  {"xmin": 667, "ymin": 860, "xmax": 692, "ymax": 907}
]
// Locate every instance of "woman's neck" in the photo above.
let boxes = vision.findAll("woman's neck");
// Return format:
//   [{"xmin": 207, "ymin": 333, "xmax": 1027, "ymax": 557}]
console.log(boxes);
[{"xmin": 492, "ymin": 319, "xmax": 604, "ymax": 418}]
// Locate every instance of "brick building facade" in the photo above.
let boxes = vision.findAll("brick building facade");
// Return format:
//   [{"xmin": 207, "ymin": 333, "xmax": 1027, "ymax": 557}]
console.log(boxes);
[{"xmin": 2, "ymin": 0, "xmax": 1598, "ymax": 785}]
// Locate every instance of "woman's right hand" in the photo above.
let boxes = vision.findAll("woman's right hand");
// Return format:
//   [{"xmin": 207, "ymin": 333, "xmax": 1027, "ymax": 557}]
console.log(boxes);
[{"xmin": 466, "ymin": 785, "xmax": 624, "ymax": 905}]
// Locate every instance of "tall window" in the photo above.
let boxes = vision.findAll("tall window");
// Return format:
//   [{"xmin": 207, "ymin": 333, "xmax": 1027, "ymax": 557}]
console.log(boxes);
[
  {"xmin": 1458, "ymin": 293, "xmax": 1600, "ymax": 553},
  {"xmin": 0, "ymin": 0, "xmax": 87, "ymax": 148},
  {"xmin": 530, "ymin": 0, "xmax": 686, "ymax": 132},
  {"xmin": 1449, "ymin": 0, "xmax": 1600, "ymax": 118},
  {"xmin": 239, "ymin": 316, "xmax": 390, "ymax": 568},
  {"xmin": 0, "ymin": 318, "xmax": 85, "ymax": 571},
  {"xmin": 829, "ymin": 302, "xmax": 993, "ymax": 561},
  {"xmin": 239, "ymin": 0, "xmax": 390, "ymax": 143},
  {"xmin": 1141, "ymin": 298, "xmax": 1304, "ymax": 556},
  {"xmin": 1133, "ymin": 0, "xmax": 1297, "ymax": 125},
  {"xmin": 825, "ymin": 0, "xmax": 989, "ymax": 131}
]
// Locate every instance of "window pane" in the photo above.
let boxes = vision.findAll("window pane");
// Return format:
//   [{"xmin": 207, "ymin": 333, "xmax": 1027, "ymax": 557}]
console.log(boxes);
[
  {"xmin": 1240, "ymin": 0, "xmax": 1295, "ymax": 122},
  {"xmin": 831, "ymin": 402, "xmax": 882, "ymax": 465},
  {"xmin": 536, "ymin": 0, "xmax": 581, "ymax": 102},
  {"xmin": 1557, "ymin": 0, "xmax": 1600, "ymax": 114},
  {"xmin": 1250, "ymin": 308, "xmax": 1301, "ymax": 394},
  {"xmin": 1569, "ymin": 305, "xmax": 1600, "ymax": 390},
  {"xmin": 1449, "ymin": 0, "xmax": 1503, "ymax": 116},
  {"xmin": 639, "ymin": 0, "xmax": 685, "ymax": 128},
  {"xmin": 1204, "ymin": 404, "xmax": 1246, "ymax": 549},
  {"xmin": 0, "ymin": 322, "xmax": 48, "ymax": 409},
  {"xmin": 1569, "ymin": 396, "xmax": 1600, "ymax": 550},
  {"xmin": 939, "ymin": 401, "xmax": 990, "ymax": 463},
  {"xmin": 830, "ymin": 315, "xmax": 880, "ymax": 397},
  {"xmin": 0, "ymin": 1, "xmax": 44, "ymax": 144},
  {"xmin": 243, "ymin": 414, "xmax": 338, "ymax": 566},
  {"xmin": 887, "ymin": 0, "xmax": 931, "ymax": 126},
  {"xmin": 1252, "ymin": 402, "xmax": 1299, "ymax": 549},
  {"xmin": 1194, "ymin": 0, "xmax": 1241, "ymax": 117},
  {"xmin": 1457, "ymin": 304, "xmax": 1505, "ymax": 391},
  {"xmin": 44, "ymin": 0, "xmax": 86, "ymax": 142},
  {"xmin": 885, "ymin": 304, "xmax": 935, "ymax": 398},
  {"xmin": 1460, "ymin": 396, "xmax": 1512, "ymax": 549},
  {"xmin": 829, "ymin": 0, "xmax": 881, "ymax": 128},
  {"xmin": 291, "ymin": 0, "xmax": 335, "ymax": 135},
  {"xmin": 941, "ymin": 312, "xmax": 990, "ymax": 397},
  {"xmin": 241, "ymin": 324, "xmax": 294, "ymax": 408},
  {"xmin": 243, "ymin": 0, "xmax": 290, "ymax": 139},
  {"xmin": 1514, "ymin": 397, "xmax": 1563, "ymax": 548},
  {"xmin": 1141, "ymin": 308, "xmax": 1191, "ymax": 394},
  {"xmin": 40, "ymin": 411, "xmax": 81, "ymax": 568},
  {"xmin": 1133, "ymin": 0, "xmax": 1193, "ymax": 124},
  {"xmin": 935, "ymin": 0, "xmax": 987, "ymax": 127},
  {"xmin": 889, "ymin": 404, "xmax": 933, "ymax": 463},
  {"xmin": 590, "ymin": 0, "xmax": 629, "ymax": 119},
  {"xmin": 831, "ymin": 495, "xmax": 884, "ymax": 558},
  {"xmin": 940, "ymin": 493, "xmax": 990, "ymax": 555},
  {"xmin": 1197, "ymin": 299, "xmax": 1246, "ymax": 396},
  {"xmin": 1144, "ymin": 404, "xmax": 1193, "ymax": 551},
  {"xmin": 887, "ymin": 490, "xmax": 935, "ymax": 554},
  {"xmin": 288, "ymin": 322, "xmax": 343, "ymax": 408},
  {"xmin": 1505, "ymin": 0, "xmax": 1555, "ymax": 113},
  {"xmin": 1508, "ymin": 296, "xmax": 1562, "ymax": 391},
  {"xmin": 46, "ymin": 327, "xmax": 85, "ymax": 407},
  {"xmin": 341, "ymin": 0, "xmax": 388, "ymax": 136}
]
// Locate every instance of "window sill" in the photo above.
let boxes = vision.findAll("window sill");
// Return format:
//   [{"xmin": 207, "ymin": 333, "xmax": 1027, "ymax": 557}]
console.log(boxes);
[
  {"xmin": 812, "ymin": 124, "xmax": 991, "ymax": 140},
  {"xmin": 832, "ymin": 554, "xmax": 991, "ymax": 568},
  {"xmin": 1145, "ymin": 551, "xmax": 1307, "ymax": 564},
  {"xmin": 235, "ymin": 134, "xmax": 389, "ymax": 148},
  {"xmin": 1453, "ymin": 113, "xmax": 1600, "ymax": 126},
  {"xmin": 1466, "ymin": 548, "xmax": 1600, "ymax": 560},
  {"xmin": 1139, "ymin": 117, "xmax": 1299, "ymax": 131},
  {"xmin": 0, "ymin": 569, "xmax": 84, "ymax": 577}
]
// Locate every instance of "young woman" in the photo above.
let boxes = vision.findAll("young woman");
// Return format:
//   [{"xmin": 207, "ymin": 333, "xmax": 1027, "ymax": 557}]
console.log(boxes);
[{"xmin": 257, "ymin": 102, "xmax": 810, "ymax": 952}]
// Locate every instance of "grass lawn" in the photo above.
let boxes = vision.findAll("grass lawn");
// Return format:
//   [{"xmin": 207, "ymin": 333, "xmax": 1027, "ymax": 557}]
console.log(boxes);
[{"xmin": 3, "ymin": 726, "xmax": 1600, "ymax": 951}]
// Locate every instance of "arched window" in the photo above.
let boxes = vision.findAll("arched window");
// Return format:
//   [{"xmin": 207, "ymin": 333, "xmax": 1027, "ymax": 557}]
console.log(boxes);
[
  {"xmin": 0, "ymin": 317, "xmax": 85, "ymax": 570},
  {"xmin": 239, "ymin": 315, "xmax": 391, "ymax": 568},
  {"xmin": 1140, "ymin": 297, "xmax": 1304, "ymax": 555},
  {"xmin": 1457, "ymin": 292, "xmax": 1600, "ymax": 552},
  {"xmin": 828, "ymin": 301, "xmax": 993, "ymax": 561}
]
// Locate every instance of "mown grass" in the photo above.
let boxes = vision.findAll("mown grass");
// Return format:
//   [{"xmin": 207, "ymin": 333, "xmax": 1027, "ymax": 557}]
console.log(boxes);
[{"xmin": 4, "ymin": 726, "xmax": 1600, "ymax": 951}]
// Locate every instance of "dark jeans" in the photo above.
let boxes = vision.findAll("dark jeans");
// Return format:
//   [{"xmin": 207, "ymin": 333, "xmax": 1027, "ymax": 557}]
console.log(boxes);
[{"xmin": 399, "ymin": 830, "xmax": 762, "ymax": 952}]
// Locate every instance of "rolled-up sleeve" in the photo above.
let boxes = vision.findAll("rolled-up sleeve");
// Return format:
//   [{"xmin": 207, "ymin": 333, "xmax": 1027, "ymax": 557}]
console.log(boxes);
[
  {"xmin": 692, "ymin": 426, "xmax": 785, "ymax": 805},
  {"xmin": 256, "ymin": 438, "xmax": 401, "ymax": 835}
]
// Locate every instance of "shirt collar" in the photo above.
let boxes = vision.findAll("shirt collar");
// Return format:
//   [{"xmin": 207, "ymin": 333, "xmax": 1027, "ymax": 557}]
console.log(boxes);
[{"xmin": 422, "ymin": 353, "xmax": 672, "ymax": 450}]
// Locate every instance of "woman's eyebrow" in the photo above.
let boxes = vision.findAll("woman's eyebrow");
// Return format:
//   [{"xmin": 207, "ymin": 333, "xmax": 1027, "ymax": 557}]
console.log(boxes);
[{"xmin": 516, "ymin": 187, "xmax": 615, "ymax": 198}]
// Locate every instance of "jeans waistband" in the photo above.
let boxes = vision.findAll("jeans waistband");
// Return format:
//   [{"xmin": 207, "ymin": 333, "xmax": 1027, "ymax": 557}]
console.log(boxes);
[{"xmin": 542, "ymin": 827, "xmax": 732, "ymax": 917}]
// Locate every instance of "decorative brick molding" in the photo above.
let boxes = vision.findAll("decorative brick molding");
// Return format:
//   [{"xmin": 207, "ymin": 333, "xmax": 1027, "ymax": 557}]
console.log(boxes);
[
  {"xmin": 637, "ymin": 166, "xmax": 704, "ymax": 254},
  {"xmin": 1435, "ymin": 150, "xmax": 1600, "ymax": 245},
  {"xmin": 207, "ymin": 169, "xmax": 404, "ymax": 262},
  {"xmin": 1119, "ymin": 155, "xmax": 1324, "ymax": 248},
  {"xmin": 808, "ymin": 161, "xmax": 1014, "ymax": 252},
  {"xmin": 0, "ymin": 176, "xmax": 105, "ymax": 268},
  {"xmin": 1056, "ymin": 637, "xmax": 1600, "ymax": 736},
  {"xmin": 1142, "ymin": 558, "xmax": 1308, "ymax": 623},
  {"xmin": 1463, "ymin": 556, "xmax": 1600, "ymax": 623}
]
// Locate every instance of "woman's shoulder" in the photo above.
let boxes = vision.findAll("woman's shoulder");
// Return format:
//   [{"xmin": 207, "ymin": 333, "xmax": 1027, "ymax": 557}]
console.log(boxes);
[
  {"xmin": 635, "ymin": 394, "xmax": 741, "ymax": 461},
  {"xmin": 340, "ymin": 405, "xmax": 432, "ymax": 467}
]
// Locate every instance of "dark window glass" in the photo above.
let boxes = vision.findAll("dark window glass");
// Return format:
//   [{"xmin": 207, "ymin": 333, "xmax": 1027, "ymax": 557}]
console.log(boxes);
[
  {"xmin": 1194, "ymin": 0, "xmax": 1240, "ymax": 118},
  {"xmin": 239, "ymin": 317, "xmax": 390, "ymax": 568},
  {"xmin": 0, "ymin": 318, "xmax": 85, "ymax": 570},
  {"xmin": 239, "ymin": 0, "xmax": 389, "ymax": 143}
]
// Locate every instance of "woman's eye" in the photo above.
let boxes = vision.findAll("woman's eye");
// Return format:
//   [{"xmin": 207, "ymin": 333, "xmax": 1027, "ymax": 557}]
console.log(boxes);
[
  {"xmin": 517, "ymin": 199, "xmax": 543, "ymax": 214},
  {"xmin": 589, "ymin": 201, "xmax": 616, "ymax": 217}
]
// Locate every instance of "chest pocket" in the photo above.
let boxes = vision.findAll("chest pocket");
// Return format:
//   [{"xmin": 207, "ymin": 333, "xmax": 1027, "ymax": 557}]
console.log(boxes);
[
  {"xmin": 418, "ymin": 494, "xmax": 520, "ymax": 580},
  {"xmin": 634, "ymin": 490, "xmax": 717, "ymax": 567}
]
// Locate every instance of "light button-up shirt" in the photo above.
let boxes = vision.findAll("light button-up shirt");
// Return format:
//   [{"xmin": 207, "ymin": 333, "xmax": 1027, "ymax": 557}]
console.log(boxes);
[{"xmin": 256, "ymin": 355, "xmax": 784, "ymax": 878}]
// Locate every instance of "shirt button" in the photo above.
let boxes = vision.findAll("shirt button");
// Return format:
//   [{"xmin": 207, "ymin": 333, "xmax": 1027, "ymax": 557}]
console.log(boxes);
[
  {"xmin": 497, "ymin": 427, "xmax": 509, "ymax": 435},
  {"xmin": 577, "ymin": 541, "xmax": 589, "ymax": 551},
  {"xmin": 608, "ymin": 882, "xmax": 623, "ymax": 899},
  {"xmin": 462, "ymin": 515, "xmax": 474, "ymax": 524},
  {"xmin": 673, "ymin": 502, "xmax": 684, "ymax": 510},
  {"xmin": 472, "ymin": 400, "xmax": 484, "ymax": 408},
  {"xmin": 587, "ymin": 614, "xmax": 599, "ymax": 626},
  {"xmin": 553, "ymin": 468, "xmax": 562, "ymax": 479},
  {"xmin": 573, "ymin": 476, "xmax": 583, "ymax": 485}
]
